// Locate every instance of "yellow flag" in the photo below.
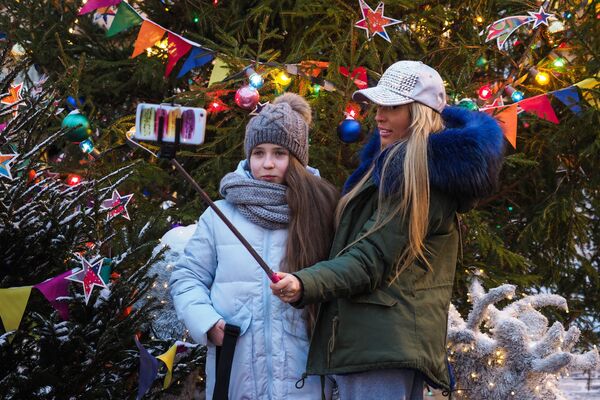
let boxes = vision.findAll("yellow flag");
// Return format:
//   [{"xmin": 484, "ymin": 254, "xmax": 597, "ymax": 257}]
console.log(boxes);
[
  {"xmin": 156, "ymin": 343, "xmax": 178, "ymax": 389},
  {"xmin": 208, "ymin": 58, "xmax": 230, "ymax": 87},
  {"xmin": 574, "ymin": 75, "xmax": 599, "ymax": 109},
  {"xmin": 0, "ymin": 286, "xmax": 33, "ymax": 341}
]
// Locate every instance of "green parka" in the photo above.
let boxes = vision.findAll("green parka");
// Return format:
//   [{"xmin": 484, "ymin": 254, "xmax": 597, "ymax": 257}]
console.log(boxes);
[{"xmin": 293, "ymin": 107, "xmax": 505, "ymax": 391}]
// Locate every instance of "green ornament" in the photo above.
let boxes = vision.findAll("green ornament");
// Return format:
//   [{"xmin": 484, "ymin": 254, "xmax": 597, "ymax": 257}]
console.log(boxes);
[
  {"xmin": 475, "ymin": 56, "xmax": 488, "ymax": 68},
  {"xmin": 456, "ymin": 98, "xmax": 479, "ymax": 111},
  {"xmin": 62, "ymin": 112, "xmax": 91, "ymax": 142}
]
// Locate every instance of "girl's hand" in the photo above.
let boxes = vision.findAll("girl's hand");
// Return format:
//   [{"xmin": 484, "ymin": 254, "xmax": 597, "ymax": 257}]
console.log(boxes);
[
  {"xmin": 270, "ymin": 272, "xmax": 302, "ymax": 303},
  {"xmin": 207, "ymin": 319, "xmax": 225, "ymax": 346}
]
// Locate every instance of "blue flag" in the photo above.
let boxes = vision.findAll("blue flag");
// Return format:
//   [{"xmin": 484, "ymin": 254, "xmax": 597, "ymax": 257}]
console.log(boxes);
[
  {"xmin": 553, "ymin": 86, "xmax": 582, "ymax": 114},
  {"xmin": 135, "ymin": 336, "xmax": 159, "ymax": 400},
  {"xmin": 177, "ymin": 47, "xmax": 214, "ymax": 78}
]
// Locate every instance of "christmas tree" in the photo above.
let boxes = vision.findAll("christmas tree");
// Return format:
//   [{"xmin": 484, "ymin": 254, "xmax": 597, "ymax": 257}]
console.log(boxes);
[
  {"xmin": 0, "ymin": 48, "xmax": 203, "ymax": 398},
  {"xmin": 1, "ymin": 0, "xmax": 599, "ymax": 396}
]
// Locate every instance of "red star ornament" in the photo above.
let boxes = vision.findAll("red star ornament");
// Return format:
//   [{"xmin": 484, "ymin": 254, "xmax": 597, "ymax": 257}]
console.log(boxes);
[
  {"xmin": 355, "ymin": 0, "xmax": 402, "ymax": 43},
  {"xmin": 66, "ymin": 257, "xmax": 108, "ymax": 304},
  {"xmin": 101, "ymin": 189, "xmax": 134, "ymax": 221}
]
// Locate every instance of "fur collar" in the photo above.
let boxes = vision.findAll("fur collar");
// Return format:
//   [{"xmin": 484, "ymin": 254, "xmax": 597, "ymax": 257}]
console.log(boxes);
[{"xmin": 343, "ymin": 106, "xmax": 505, "ymax": 211}]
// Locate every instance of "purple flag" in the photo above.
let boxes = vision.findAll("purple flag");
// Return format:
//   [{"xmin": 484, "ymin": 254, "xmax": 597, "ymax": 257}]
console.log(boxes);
[
  {"xmin": 34, "ymin": 270, "xmax": 73, "ymax": 320},
  {"xmin": 135, "ymin": 336, "xmax": 159, "ymax": 400},
  {"xmin": 78, "ymin": 0, "xmax": 122, "ymax": 15}
]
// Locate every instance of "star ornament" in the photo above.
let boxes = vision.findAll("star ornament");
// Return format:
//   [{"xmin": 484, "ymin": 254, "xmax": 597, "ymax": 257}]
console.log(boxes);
[
  {"xmin": 528, "ymin": 6, "xmax": 554, "ymax": 29},
  {"xmin": 250, "ymin": 101, "xmax": 270, "ymax": 116},
  {"xmin": 354, "ymin": 0, "xmax": 402, "ymax": 43},
  {"xmin": 66, "ymin": 257, "xmax": 108, "ymax": 304},
  {"xmin": 1, "ymin": 83, "xmax": 24, "ymax": 109},
  {"xmin": 0, "ymin": 153, "xmax": 18, "ymax": 180},
  {"xmin": 101, "ymin": 190, "xmax": 134, "ymax": 221}
]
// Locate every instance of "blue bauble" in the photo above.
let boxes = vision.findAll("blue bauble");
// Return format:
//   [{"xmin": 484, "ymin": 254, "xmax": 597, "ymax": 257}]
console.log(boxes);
[
  {"xmin": 337, "ymin": 118, "xmax": 362, "ymax": 143},
  {"xmin": 66, "ymin": 96, "xmax": 85, "ymax": 110}
]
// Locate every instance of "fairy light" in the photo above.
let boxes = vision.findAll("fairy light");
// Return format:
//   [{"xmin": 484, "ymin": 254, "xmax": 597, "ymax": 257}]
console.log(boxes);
[
  {"xmin": 274, "ymin": 71, "xmax": 291, "ymax": 86},
  {"xmin": 476, "ymin": 16, "xmax": 484, "ymax": 23},
  {"xmin": 530, "ymin": 67, "xmax": 550, "ymax": 85},
  {"xmin": 478, "ymin": 84, "xmax": 493, "ymax": 100}
]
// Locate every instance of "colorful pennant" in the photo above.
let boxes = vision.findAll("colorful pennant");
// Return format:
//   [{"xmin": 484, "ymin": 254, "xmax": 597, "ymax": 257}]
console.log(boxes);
[
  {"xmin": 553, "ymin": 87, "xmax": 582, "ymax": 114},
  {"xmin": 33, "ymin": 269, "xmax": 73, "ymax": 320},
  {"xmin": 165, "ymin": 33, "xmax": 192, "ymax": 77},
  {"xmin": 131, "ymin": 21, "xmax": 166, "ymax": 58},
  {"xmin": 519, "ymin": 94, "xmax": 559, "ymax": 124},
  {"xmin": 156, "ymin": 343, "xmax": 178, "ymax": 389},
  {"xmin": 574, "ymin": 76, "xmax": 599, "ymax": 110},
  {"xmin": 0, "ymin": 286, "xmax": 33, "ymax": 341},
  {"xmin": 485, "ymin": 104, "xmax": 518, "ymax": 149},
  {"xmin": 106, "ymin": 1, "xmax": 142, "ymax": 37},
  {"xmin": 78, "ymin": 0, "xmax": 122, "ymax": 15},
  {"xmin": 208, "ymin": 58, "xmax": 230, "ymax": 86},
  {"xmin": 176, "ymin": 47, "xmax": 214, "ymax": 78},
  {"xmin": 135, "ymin": 336, "xmax": 159, "ymax": 400}
]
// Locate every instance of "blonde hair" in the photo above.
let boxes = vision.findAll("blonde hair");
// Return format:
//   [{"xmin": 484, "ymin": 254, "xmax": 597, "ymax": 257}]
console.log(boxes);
[{"xmin": 335, "ymin": 102, "xmax": 445, "ymax": 282}]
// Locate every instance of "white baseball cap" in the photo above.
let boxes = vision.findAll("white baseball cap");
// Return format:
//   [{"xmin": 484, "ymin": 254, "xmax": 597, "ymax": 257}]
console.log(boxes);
[{"xmin": 352, "ymin": 60, "xmax": 447, "ymax": 113}]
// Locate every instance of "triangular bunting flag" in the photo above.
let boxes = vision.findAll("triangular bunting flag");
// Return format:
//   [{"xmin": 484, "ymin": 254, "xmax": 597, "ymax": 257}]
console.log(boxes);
[
  {"xmin": 34, "ymin": 270, "xmax": 73, "ymax": 320},
  {"xmin": 156, "ymin": 343, "xmax": 178, "ymax": 389},
  {"xmin": 131, "ymin": 21, "xmax": 166, "ymax": 59},
  {"xmin": 165, "ymin": 33, "xmax": 192, "ymax": 77},
  {"xmin": 519, "ymin": 94, "xmax": 559, "ymax": 124},
  {"xmin": 135, "ymin": 336, "xmax": 159, "ymax": 400},
  {"xmin": 208, "ymin": 58, "xmax": 230, "ymax": 86},
  {"xmin": 106, "ymin": 1, "xmax": 142, "ymax": 37},
  {"xmin": 553, "ymin": 86, "xmax": 582, "ymax": 114},
  {"xmin": 574, "ymin": 76, "xmax": 599, "ymax": 110},
  {"xmin": 0, "ymin": 286, "xmax": 33, "ymax": 341},
  {"xmin": 177, "ymin": 47, "xmax": 214, "ymax": 78},
  {"xmin": 485, "ymin": 104, "xmax": 518, "ymax": 149},
  {"xmin": 78, "ymin": 0, "xmax": 121, "ymax": 15}
]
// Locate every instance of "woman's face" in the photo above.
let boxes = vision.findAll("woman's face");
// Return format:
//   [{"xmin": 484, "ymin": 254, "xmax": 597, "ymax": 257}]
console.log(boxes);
[
  {"xmin": 375, "ymin": 104, "xmax": 412, "ymax": 148},
  {"xmin": 250, "ymin": 143, "xmax": 290, "ymax": 184}
]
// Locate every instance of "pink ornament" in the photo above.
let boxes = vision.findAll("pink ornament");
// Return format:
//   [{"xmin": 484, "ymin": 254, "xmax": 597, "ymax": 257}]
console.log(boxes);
[{"xmin": 235, "ymin": 85, "xmax": 260, "ymax": 110}]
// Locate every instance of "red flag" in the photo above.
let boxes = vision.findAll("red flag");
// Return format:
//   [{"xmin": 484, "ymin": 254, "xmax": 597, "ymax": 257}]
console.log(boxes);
[
  {"xmin": 519, "ymin": 94, "xmax": 559, "ymax": 124},
  {"xmin": 165, "ymin": 33, "xmax": 192, "ymax": 77},
  {"xmin": 339, "ymin": 66, "xmax": 368, "ymax": 89},
  {"xmin": 78, "ymin": 0, "xmax": 121, "ymax": 15},
  {"xmin": 131, "ymin": 21, "xmax": 166, "ymax": 58}
]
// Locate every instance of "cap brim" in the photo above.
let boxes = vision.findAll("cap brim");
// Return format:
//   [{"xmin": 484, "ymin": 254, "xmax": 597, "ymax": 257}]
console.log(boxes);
[{"xmin": 352, "ymin": 86, "xmax": 414, "ymax": 106}]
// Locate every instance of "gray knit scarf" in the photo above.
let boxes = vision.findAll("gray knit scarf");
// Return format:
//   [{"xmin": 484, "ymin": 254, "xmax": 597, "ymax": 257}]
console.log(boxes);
[{"xmin": 219, "ymin": 170, "xmax": 289, "ymax": 230}]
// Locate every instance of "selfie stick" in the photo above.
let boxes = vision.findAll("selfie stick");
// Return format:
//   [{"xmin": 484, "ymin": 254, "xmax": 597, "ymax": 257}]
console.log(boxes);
[{"xmin": 156, "ymin": 115, "xmax": 281, "ymax": 283}]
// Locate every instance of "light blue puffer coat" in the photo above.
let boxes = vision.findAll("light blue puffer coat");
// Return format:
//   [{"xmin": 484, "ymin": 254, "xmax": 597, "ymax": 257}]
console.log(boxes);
[{"xmin": 169, "ymin": 162, "xmax": 327, "ymax": 400}]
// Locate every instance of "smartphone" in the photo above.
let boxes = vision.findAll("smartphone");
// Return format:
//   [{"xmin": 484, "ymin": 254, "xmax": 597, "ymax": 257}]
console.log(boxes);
[{"xmin": 134, "ymin": 103, "xmax": 206, "ymax": 145}]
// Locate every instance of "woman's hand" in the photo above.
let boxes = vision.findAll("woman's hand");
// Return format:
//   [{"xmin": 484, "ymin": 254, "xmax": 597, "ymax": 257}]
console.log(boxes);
[
  {"xmin": 270, "ymin": 272, "xmax": 302, "ymax": 303},
  {"xmin": 207, "ymin": 319, "xmax": 225, "ymax": 346}
]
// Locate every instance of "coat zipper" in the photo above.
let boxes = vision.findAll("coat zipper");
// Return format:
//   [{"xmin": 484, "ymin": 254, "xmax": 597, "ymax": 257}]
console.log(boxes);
[{"xmin": 327, "ymin": 316, "xmax": 339, "ymax": 368}]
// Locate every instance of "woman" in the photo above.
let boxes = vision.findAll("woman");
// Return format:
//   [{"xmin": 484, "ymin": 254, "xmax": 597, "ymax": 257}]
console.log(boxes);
[
  {"xmin": 170, "ymin": 93, "xmax": 338, "ymax": 399},
  {"xmin": 272, "ymin": 60, "xmax": 505, "ymax": 399}
]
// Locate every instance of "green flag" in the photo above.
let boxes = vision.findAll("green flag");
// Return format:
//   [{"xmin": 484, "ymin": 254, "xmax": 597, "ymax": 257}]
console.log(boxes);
[{"xmin": 106, "ymin": 1, "xmax": 142, "ymax": 38}]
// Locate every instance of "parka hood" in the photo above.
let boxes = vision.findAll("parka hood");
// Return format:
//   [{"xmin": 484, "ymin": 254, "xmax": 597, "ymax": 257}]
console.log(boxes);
[{"xmin": 343, "ymin": 106, "xmax": 505, "ymax": 212}]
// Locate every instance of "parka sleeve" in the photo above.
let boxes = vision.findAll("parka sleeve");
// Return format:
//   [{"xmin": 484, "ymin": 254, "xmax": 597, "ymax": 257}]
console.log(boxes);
[
  {"xmin": 293, "ymin": 209, "xmax": 408, "ymax": 307},
  {"xmin": 169, "ymin": 209, "xmax": 223, "ymax": 345}
]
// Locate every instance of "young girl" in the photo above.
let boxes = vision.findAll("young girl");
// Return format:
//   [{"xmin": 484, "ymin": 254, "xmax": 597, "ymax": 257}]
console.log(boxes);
[
  {"xmin": 170, "ymin": 94, "xmax": 338, "ymax": 399},
  {"xmin": 272, "ymin": 61, "xmax": 505, "ymax": 399}
]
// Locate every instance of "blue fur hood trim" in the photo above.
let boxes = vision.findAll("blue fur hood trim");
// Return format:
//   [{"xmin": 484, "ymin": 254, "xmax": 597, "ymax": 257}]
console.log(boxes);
[{"xmin": 343, "ymin": 107, "xmax": 505, "ymax": 210}]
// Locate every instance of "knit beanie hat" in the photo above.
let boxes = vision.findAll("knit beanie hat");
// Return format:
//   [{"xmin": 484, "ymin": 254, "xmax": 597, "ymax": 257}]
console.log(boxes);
[{"xmin": 244, "ymin": 93, "xmax": 312, "ymax": 166}]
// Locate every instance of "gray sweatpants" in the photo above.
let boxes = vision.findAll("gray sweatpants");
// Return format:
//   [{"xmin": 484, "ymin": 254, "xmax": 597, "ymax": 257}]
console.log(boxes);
[{"xmin": 333, "ymin": 368, "xmax": 424, "ymax": 400}]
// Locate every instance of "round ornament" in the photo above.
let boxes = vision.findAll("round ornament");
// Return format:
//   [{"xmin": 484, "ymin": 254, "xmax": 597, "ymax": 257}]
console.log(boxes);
[
  {"xmin": 456, "ymin": 98, "xmax": 479, "ymax": 111},
  {"xmin": 337, "ymin": 118, "xmax": 362, "ymax": 143},
  {"xmin": 66, "ymin": 96, "xmax": 86, "ymax": 110},
  {"xmin": 235, "ymin": 85, "xmax": 260, "ymax": 110},
  {"xmin": 62, "ymin": 111, "xmax": 91, "ymax": 142}
]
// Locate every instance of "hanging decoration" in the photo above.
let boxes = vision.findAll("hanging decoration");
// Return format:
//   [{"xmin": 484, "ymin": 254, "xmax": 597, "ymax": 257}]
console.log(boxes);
[
  {"xmin": 101, "ymin": 189, "xmax": 134, "ymax": 220},
  {"xmin": 106, "ymin": 1, "xmax": 143, "ymax": 37},
  {"xmin": 250, "ymin": 101, "xmax": 269, "ymax": 116},
  {"xmin": 65, "ymin": 257, "xmax": 109, "ymax": 305},
  {"xmin": 234, "ymin": 85, "xmax": 260, "ymax": 110},
  {"xmin": 486, "ymin": 6, "xmax": 555, "ymax": 50},
  {"xmin": 0, "ymin": 153, "xmax": 18, "ymax": 180},
  {"xmin": 337, "ymin": 118, "xmax": 362, "ymax": 143},
  {"xmin": 354, "ymin": 0, "xmax": 402, "ymax": 43},
  {"xmin": 61, "ymin": 110, "xmax": 92, "ymax": 142},
  {"xmin": 1, "ymin": 82, "xmax": 24, "ymax": 111},
  {"xmin": 0, "ymin": 286, "xmax": 32, "ymax": 341}
]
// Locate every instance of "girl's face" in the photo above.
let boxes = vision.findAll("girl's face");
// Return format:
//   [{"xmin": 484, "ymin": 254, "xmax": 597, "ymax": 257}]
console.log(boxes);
[
  {"xmin": 250, "ymin": 143, "xmax": 290, "ymax": 184},
  {"xmin": 375, "ymin": 104, "xmax": 412, "ymax": 148}
]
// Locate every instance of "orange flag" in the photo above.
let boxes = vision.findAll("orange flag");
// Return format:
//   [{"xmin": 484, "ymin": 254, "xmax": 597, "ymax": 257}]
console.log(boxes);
[
  {"xmin": 486, "ymin": 104, "xmax": 518, "ymax": 149},
  {"xmin": 131, "ymin": 21, "xmax": 166, "ymax": 58},
  {"xmin": 519, "ymin": 94, "xmax": 559, "ymax": 124}
]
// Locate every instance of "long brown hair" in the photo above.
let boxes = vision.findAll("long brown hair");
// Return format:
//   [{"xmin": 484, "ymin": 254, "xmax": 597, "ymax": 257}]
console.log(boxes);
[
  {"xmin": 335, "ymin": 102, "xmax": 445, "ymax": 283},
  {"xmin": 283, "ymin": 156, "xmax": 339, "ymax": 334}
]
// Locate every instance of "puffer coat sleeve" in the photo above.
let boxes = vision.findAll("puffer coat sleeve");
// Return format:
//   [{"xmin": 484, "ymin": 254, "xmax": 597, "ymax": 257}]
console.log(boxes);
[{"xmin": 169, "ymin": 209, "xmax": 223, "ymax": 345}]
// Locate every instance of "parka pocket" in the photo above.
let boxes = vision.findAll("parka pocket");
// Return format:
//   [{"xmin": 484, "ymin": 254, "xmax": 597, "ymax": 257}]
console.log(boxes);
[
  {"xmin": 349, "ymin": 289, "xmax": 398, "ymax": 307},
  {"xmin": 327, "ymin": 316, "xmax": 340, "ymax": 368}
]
